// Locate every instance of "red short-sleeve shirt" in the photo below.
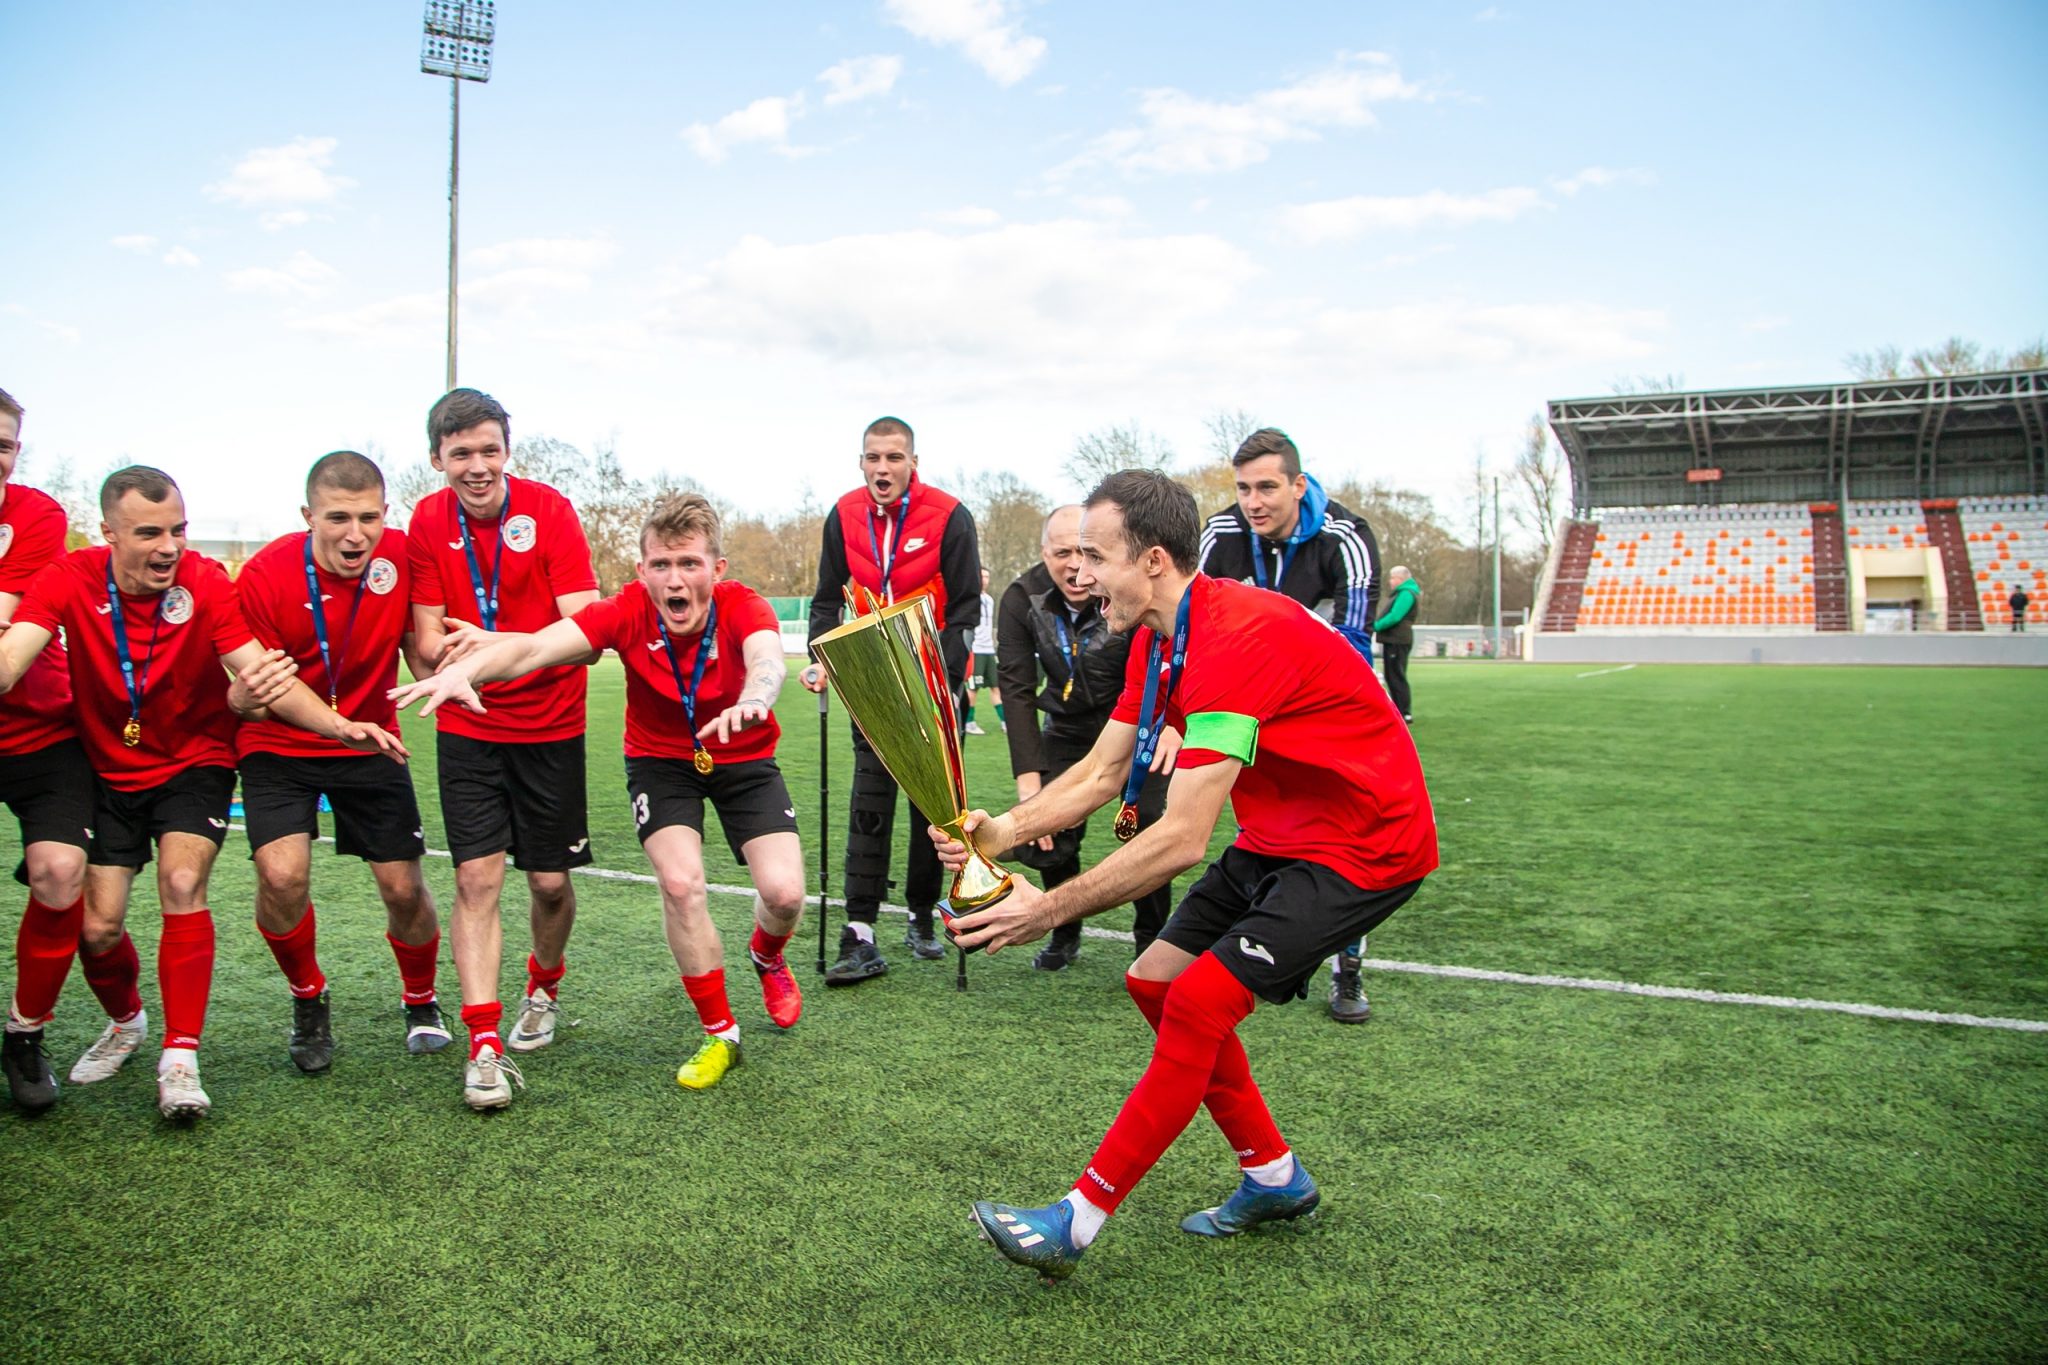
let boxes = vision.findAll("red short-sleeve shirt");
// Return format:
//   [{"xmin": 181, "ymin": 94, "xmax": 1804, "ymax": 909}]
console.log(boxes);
[
  {"xmin": 572, "ymin": 578, "xmax": 783, "ymax": 763},
  {"xmin": 15, "ymin": 548, "xmax": 251, "ymax": 790},
  {"xmin": 0, "ymin": 484, "xmax": 75, "ymax": 755},
  {"xmin": 1113, "ymin": 575, "xmax": 1437, "ymax": 890},
  {"xmin": 236, "ymin": 529, "xmax": 412, "ymax": 759},
  {"xmin": 408, "ymin": 478, "xmax": 598, "ymax": 743}
]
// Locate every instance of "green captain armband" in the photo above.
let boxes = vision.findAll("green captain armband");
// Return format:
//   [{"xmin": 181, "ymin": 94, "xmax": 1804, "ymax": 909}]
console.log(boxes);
[{"xmin": 1182, "ymin": 711, "xmax": 1259, "ymax": 765}]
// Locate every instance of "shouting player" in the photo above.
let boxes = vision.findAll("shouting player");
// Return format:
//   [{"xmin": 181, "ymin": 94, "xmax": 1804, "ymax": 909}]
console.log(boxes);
[
  {"xmin": 235, "ymin": 451, "xmax": 448, "ymax": 1073},
  {"xmin": 0, "ymin": 466, "xmax": 405, "ymax": 1119},
  {"xmin": 408, "ymin": 388, "xmax": 600, "ymax": 1111},
  {"xmin": 395, "ymin": 494, "xmax": 804, "ymax": 1091},
  {"xmin": 934, "ymin": 470, "xmax": 1436, "ymax": 1280}
]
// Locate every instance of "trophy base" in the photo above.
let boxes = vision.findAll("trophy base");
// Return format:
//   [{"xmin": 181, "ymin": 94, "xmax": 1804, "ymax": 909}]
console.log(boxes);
[{"xmin": 936, "ymin": 900, "xmax": 985, "ymax": 955}]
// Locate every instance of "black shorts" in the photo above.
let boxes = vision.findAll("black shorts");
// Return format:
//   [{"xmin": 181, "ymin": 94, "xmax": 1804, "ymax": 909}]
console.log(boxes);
[
  {"xmin": 1159, "ymin": 845, "xmax": 1423, "ymax": 1004},
  {"xmin": 240, "ymin": 750, "xmax": 427, "ymax": 865},
  {"xmin": 625, "ymin": 756, "xmax": 798, "ymax": 863},
  {"xmin": 0, "ymin": 738, "xmax": 93, "ymax": 852},
  {"xmin": 437, "ymin": 731, "xmax": 593, "ymax": 872},
  {"xmin": 90, "ymin": 765, "xmax": 237, "ymax": 870}
]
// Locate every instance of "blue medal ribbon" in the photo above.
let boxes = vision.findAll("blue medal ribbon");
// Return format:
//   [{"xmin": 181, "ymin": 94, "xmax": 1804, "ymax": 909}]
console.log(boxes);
[
  {"xmin": 1115, "ymin": 583, "xmax": 1192, "ymax": 841},
  {"xmin": 104, "ymin": 559, "xmax": 167, "ymax": 747},
  {"xmin": 1052, "ymin": 606, "xmax": 1084, "ymax": 702},
  {"xmin": 456, "ymin": 484, "xmax": 511, "ymax": 630},
  {"xmin": 1249, "ymin": 535, "xmax": 1297, "ymax": 591},
  {"xmin": 655, "ymin": 592, "xmax": 719, "ymax": 772},
  {"xmin": 302, "ymin": 535, "xmax": 370, "ymax": 708},
  {"xmin": 865, "ymin": 485, "xmax": 911, "ymax": 604}
]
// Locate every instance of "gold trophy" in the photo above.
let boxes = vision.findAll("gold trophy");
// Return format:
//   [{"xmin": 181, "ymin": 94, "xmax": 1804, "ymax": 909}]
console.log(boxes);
[{"xmin": 811, "ymin": 591, "xmax": 1014, "ymax": 921}]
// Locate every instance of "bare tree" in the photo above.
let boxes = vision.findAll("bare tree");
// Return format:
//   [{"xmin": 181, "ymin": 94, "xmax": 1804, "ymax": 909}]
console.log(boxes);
[
  {"xmin": 1845, "ymin": 344, "xmax": 1905, "ymax": 381},
  {"xmin": 389, "ymin": 458, "xmax": 441, "ymax": 527},
  {"xmin": 1467, "ymin": 449, "xmax": 1491, "ymax": 625},
  {"xmin": 964, "ymin": 471, "xmax": 1051, "ymax": 598},
  {"xmin": 1064, "ymin": 421, "xmax": 1175, "ymax": 492},
  {"xmin": 1849, "ymin": 337, "xmax": 2048, "ymax": 381},
  {"xmin": 1201, "ymin": 408, "xmax": 1261, "ymax": 465},
  {"xmin": 1509, "ymin": 415, "xmax": 1565, "ymax": 559},
  {"xmin": 21, "ymin": 454, "xmax": 101, "ymax": 546},
  {"xmin": 1610, "ymin": 373, "xmax": 1688, "ymax": 395}
]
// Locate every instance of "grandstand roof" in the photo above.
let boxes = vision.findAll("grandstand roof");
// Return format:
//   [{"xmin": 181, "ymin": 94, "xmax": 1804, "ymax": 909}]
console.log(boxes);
[{"xmin": 1548, "ymin": 369, "xmax": 2048, "ymax": 513}]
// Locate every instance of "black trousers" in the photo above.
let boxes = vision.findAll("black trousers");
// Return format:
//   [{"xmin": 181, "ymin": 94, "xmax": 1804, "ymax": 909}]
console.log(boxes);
[
  {"xmin": 843, "ymin": 724, "xmax": 943, "ymax": 921},
  {"xmin": 1039, "ymin": 726, "xmax": 1171, "ymax": 954},
  {"xmin": 1382, "ymin": 641, "xmax": 1413, "ymax": 717}
]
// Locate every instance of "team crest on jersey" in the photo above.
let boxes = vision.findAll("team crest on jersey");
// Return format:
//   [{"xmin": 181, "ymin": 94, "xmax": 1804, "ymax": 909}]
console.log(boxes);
[
  {"xmin": 0, "ymin": 524, "xmax": 13, "ymax": 560},
  {"xmin": 504, "ymin": 515, "xmax": 538, "ymax": 554},
  {"xmin": 162, "ymin": 586, "xmax": 195, "ymax": 625},
  {"xmin": 366, "ymin": 558, "xmax": 398, "ymax": 595}
]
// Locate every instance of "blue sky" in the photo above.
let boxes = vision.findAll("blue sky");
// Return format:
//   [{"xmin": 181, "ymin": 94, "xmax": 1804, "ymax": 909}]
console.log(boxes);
[{"xmin": 5, "ymin": 1, "xmax": 2045, "ymax": 539}]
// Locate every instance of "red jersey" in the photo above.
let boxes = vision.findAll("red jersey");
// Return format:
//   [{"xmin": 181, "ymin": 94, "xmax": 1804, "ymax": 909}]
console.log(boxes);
[
  {"xmin": 236, "ymin": 528, "xmax": 412, "ymax": 759},
  {"xmin": 15, "ymin": 548, "xmax": 252, "ymax": 791},
  {"xmin": 0, "ymin": 483, "xmax": 75, "ymax": 755},
  {"xmin": 408, "ymin": 478, "xmax": 598, "ymax": 744},
  {"xmin": 1113, "ymin": 575, "xmax": 1437, "ymax": 891},
  {"xmin": 572, "ymin": 579, "xmax": 782, "ymax": 764}
]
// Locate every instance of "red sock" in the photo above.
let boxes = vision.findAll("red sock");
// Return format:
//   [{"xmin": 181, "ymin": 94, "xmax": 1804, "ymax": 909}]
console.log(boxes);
[
  {"xmin": 525, "ymin": 952, "xmax": 566, "ymax": 1000},
  {"xmin": 387, "ymin": 931, "xmax": 441, "ymax": 1005},
  {"xmin": 157, "ymin": 911, "xmax": 216, "ymax": 1051},
  {"xmin": 1077, "ymin": 953, "xmax": 1278, "ymax": 1213},
  {"xmin": 748, "ymin": 924, "xmax": 792, "ymax": 965},
  {"xmin": 258, "ymin": 904, "xmax": 326, "ymax": 999},
  {"xmin": 461, "ymin": 1002, "xmax": 504, "ymax": 1058},
  {"xmin": 1125, "ymin": 972, "xmax": 1287, "ymax": 1169},
  {"xmin": 79, "ymin": 932, "xmax": 144, "ymax": 1023},
  {"xmin": 12, "ymin": 895, "xmax": 86, "ymax": 1026},
  {"xmin": 682, "ymin": 970, "xmax": 736, "ymax": 1037}
]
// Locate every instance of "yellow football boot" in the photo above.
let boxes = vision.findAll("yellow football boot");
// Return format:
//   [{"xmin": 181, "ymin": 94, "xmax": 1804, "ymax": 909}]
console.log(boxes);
[{"xmin": 675, "ymin": 1034, "xmax": 742, "ymax": 1090}]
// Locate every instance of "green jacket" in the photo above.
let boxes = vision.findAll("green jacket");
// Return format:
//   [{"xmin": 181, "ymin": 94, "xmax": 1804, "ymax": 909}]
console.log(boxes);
[{"xmin": 1374, "ymin": 578, "xmax": 1419, "ymax": 644}]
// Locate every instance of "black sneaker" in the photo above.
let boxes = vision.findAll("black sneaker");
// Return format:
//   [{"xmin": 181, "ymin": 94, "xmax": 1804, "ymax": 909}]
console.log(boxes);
[
  {"xmin": 289, "ymin": 991, "xmax": 335, "ymax": 1073},
  {"xmin": 1329, "ymin": 953, "xmax": 1370, "ymax": 1024},
  {"xmin": 2, "ymin": 1027, "xmax": 59, "ymax": 1113},
  {"xmin": 1033, "ymin": 934, "xmax": 1080, "ymax": 972},
  {"xmin": 824, "ymin": 928, "xmax": 889, "ymax": 986},
  {"xmin": 904, "ymin": 908, "xmax": 947, "ymax": 961},
  {"xmin": 404, "ymin": 1000, "xmax": 453, "ymax": 1054}
]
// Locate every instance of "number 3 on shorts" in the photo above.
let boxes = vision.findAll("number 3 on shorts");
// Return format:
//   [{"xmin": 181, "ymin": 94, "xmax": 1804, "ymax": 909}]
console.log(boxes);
[{"xmin": 633, "ymin": 792, "xmax": 651, "ymax": 827}]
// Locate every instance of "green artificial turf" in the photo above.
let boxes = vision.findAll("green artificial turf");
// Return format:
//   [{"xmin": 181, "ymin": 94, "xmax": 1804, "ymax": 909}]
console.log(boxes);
[{"xmin": 2, "ymin": 660, "xmax": 2044, "ymax": 1362}]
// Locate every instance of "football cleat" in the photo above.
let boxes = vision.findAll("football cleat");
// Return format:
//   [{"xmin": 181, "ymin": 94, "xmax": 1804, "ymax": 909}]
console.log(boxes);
[
  {"xmin": 971, "ymin": 1199, "xmax": 1085, "ymax": 1283},
  {"xmin": 1033, "ymin": 934, "xmax": 1080, "ymax": 972},
  {"xmin": 823, "ymin": 928, "xmax": 888, "ymax": 986},
  {"xmin": 463, "ymin": 1044, "xmax": 524, "ymax": 1111},
  {"xmin": 1329, "ymin": 952, "xmax": 1370, "ymax": 1024},
  {"xmin": 156, "ymin": 1056, "xmax": 212, "ymax": 1120},
  {"xmin": 70, "ymin": 1012, "xmax": 148, "ymax": 1084},
  {"xmin": 903, "ymin": 908, "xmax": 947, "ymax": 961},
  {"xmin": 2, "ymin": 1028, "xmax": 60, "ymax": 1113},
  {"xmin": 1180, "ymin": 1159, "xmax": 1321, "ymax": 1237},
  {"xmin": 754, "ymin": 955, "xmax": 802, "ymax": 1029},
  {"xmin": 675, "ymin": 1035, "xmax": 741, "ymax": 1090},
  {"xmin": 288, "ymin": 991, "xmax": 335, "ymax": 1073},
  {"xmin": 404, "ymin": 1000, "xmax": 453, "ymax": 1054},
  {"xmin": 506, "ymin": 988, "xmax": 559, "ymax": 1053}
]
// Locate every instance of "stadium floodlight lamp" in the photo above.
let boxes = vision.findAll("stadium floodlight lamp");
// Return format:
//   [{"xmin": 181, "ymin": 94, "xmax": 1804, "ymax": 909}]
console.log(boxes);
[{"xmin": 420, "ymin": 0, "xmax": 495, "ymax": 81}]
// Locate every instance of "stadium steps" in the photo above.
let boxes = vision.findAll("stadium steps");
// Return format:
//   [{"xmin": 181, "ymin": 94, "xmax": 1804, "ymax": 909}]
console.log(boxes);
[
  {"xmin": 1920, "ymin": 500, "xmax": 1983, "ymax": 631},
  {"xmin": 1809, "ymin": 504, "xmax": 1850, "ymax": 631},
  {"xmin": 1540, "ymin": 519, "xmax": 1599, "ymax": 631}
]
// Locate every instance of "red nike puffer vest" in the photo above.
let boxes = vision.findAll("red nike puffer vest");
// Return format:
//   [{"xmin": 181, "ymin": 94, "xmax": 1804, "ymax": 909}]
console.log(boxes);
[{"xmin": 834, "ymin": 474, "xmax": 960, "ymax": 621}]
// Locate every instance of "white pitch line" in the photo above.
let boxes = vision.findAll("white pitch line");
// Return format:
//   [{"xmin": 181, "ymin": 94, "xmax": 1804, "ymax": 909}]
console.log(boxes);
[
  {"xmin": 261, "ymin": 829, "xmax": 2048, "ymax": 1035},
  {"xmin": 1574, "ymin": 663, "xmax": 1638, "ymax": 678}
]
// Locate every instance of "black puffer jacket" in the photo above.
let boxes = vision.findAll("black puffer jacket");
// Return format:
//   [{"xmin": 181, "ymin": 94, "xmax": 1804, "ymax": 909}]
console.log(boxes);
[{"xmin": 997, "ymin": 566, "xmax": 1137, "ymax": 777}]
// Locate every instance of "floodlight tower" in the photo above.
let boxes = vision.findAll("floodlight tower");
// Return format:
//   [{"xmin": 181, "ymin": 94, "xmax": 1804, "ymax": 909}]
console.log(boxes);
[{"xmin": 420, "ymin": 0, "xmax": 495, "ymax": 393}]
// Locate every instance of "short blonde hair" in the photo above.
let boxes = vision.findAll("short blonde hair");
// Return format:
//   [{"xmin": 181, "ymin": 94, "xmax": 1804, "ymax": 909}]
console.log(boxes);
[{"xmin": 641, "ymin": 493, "xmax": 723, "ymax": 560}]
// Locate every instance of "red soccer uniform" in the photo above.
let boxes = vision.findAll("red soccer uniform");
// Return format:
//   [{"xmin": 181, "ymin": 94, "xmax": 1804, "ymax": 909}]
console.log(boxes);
[
  {"xmin": 408, "ymin": 478, "xmax": 598, "ymax": 744},
  {"xmin": 236, "ymin": 528, "xmax": 413, "ymax": 760},
  {"xmin": 15, "ymin": 548, "xmax": 252, "ymax": 791},
  {"xmin": 572, "ymin": 579, "xmax": 783, "ymax": 764},
  {"xmin": 1113, "ymin": 574, "xmax": 1438, "ymax": 891},
  {"xmin": 0, "ymin": 483, "xmax": 75, "ymax": 755}
]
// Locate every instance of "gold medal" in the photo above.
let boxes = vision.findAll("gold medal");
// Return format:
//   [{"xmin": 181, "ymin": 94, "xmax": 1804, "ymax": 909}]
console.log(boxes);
[
  {"xmin": 1113, "ymin": 802, "xmax": 1139, "ymax": 842},
  {"xmin": 122, "ymin": 718, "xmax": 142, "ymax": 748},
  {"xmin": 329, "ymin": 693, "xmax": 341, "ymax": 711},
  {"xmin": 1062, "ymin": 677, "xmax": 1073, "ymax": 701},
  {"xmin": 693, "ymin": 748, "xmax": 715, "ymax": 775}
]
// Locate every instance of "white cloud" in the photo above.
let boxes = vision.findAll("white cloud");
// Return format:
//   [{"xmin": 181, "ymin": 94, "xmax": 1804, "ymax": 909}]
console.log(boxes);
[
  {"xmin": 1279, "ymin": 187, "xmax": 1547, "ymax": 243},
  {"xmin": 1474, "ymin": 6, "xmax": 1506, "ymax": 21},
  {"xmin": 224, "ymin": 250, "xmax": 339, "ymax": 298},
  {"xmin": 1742, "ymin": 314, "xmax": 1792, "ymax": 333},
  {"xmin": 1053, "ymin": 53, "xmax": 1423, "ymax": 179},
  {"xmin": 260, "ymin": 209, "xmax": 313, "ymax": 231},
  {"xmin": 161, "ymin": 246, "xmax": 202, "ymax": 269},
  {"xmin": 883, "ymin": 0, "xmax": 1045, "ymax": 86},
  {"xmin": 682, "ymin": 95, "xmax": 810, "ymax": 162},
  {"xmin": 2, "ymin": 303, "xmax": 82, "ymax": 347},
  {"xmin": 112, "ymin": 234, "xmax": 158, "ymax": 254},
  {"xmin": 1550, "ymin": 165, "xmax": 1654, "ymax": 196},
  {"xmin": 929, "ymin": 206, "xmax": 1003, "ymax": 227},
  {"xmin": 293, "ymin": 292, "xmax": 441, "ymax": 340},
  {"xmin": 818, "ymin": 54, "xmax": 903, "ymax": 105},
  {"xmin": 206, "ymin": 136, "xmax": 356, "ymax": 206},
  {"xmin": 466, "ymin": 236, "xmax": 618, "ymax": 274},
  {"xmin": 1066, "ymin": 194, "xmax": 1136, "ymax": 221}
]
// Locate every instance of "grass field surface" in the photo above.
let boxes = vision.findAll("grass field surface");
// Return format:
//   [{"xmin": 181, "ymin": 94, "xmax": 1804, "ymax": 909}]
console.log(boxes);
[{"xmin": 3, "ymin": 660, "xmax": 2044, "ymax": 1362}]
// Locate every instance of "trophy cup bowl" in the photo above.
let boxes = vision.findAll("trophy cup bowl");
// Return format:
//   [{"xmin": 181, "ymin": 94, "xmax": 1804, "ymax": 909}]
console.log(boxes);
[{"xmin": 810, "ymin": 593, "xmax": 1014, "ymax": 919}]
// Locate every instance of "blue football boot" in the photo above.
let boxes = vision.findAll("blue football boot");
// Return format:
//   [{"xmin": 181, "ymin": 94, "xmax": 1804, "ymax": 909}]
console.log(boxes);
[
  {"xmin": 1180, "ymin": 1159, "xmax": 1321, "ymax": 1236},
  {"xmin": 970, "ymin": 1198, "xmax": 1085, "ymax": 1282}
]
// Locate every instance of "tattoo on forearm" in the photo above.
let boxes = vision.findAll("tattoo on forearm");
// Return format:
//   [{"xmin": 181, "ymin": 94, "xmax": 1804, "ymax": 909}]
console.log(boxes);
[{"xmin": 741, "ymin": 661, "xmax": 785, "ymax": 703}]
